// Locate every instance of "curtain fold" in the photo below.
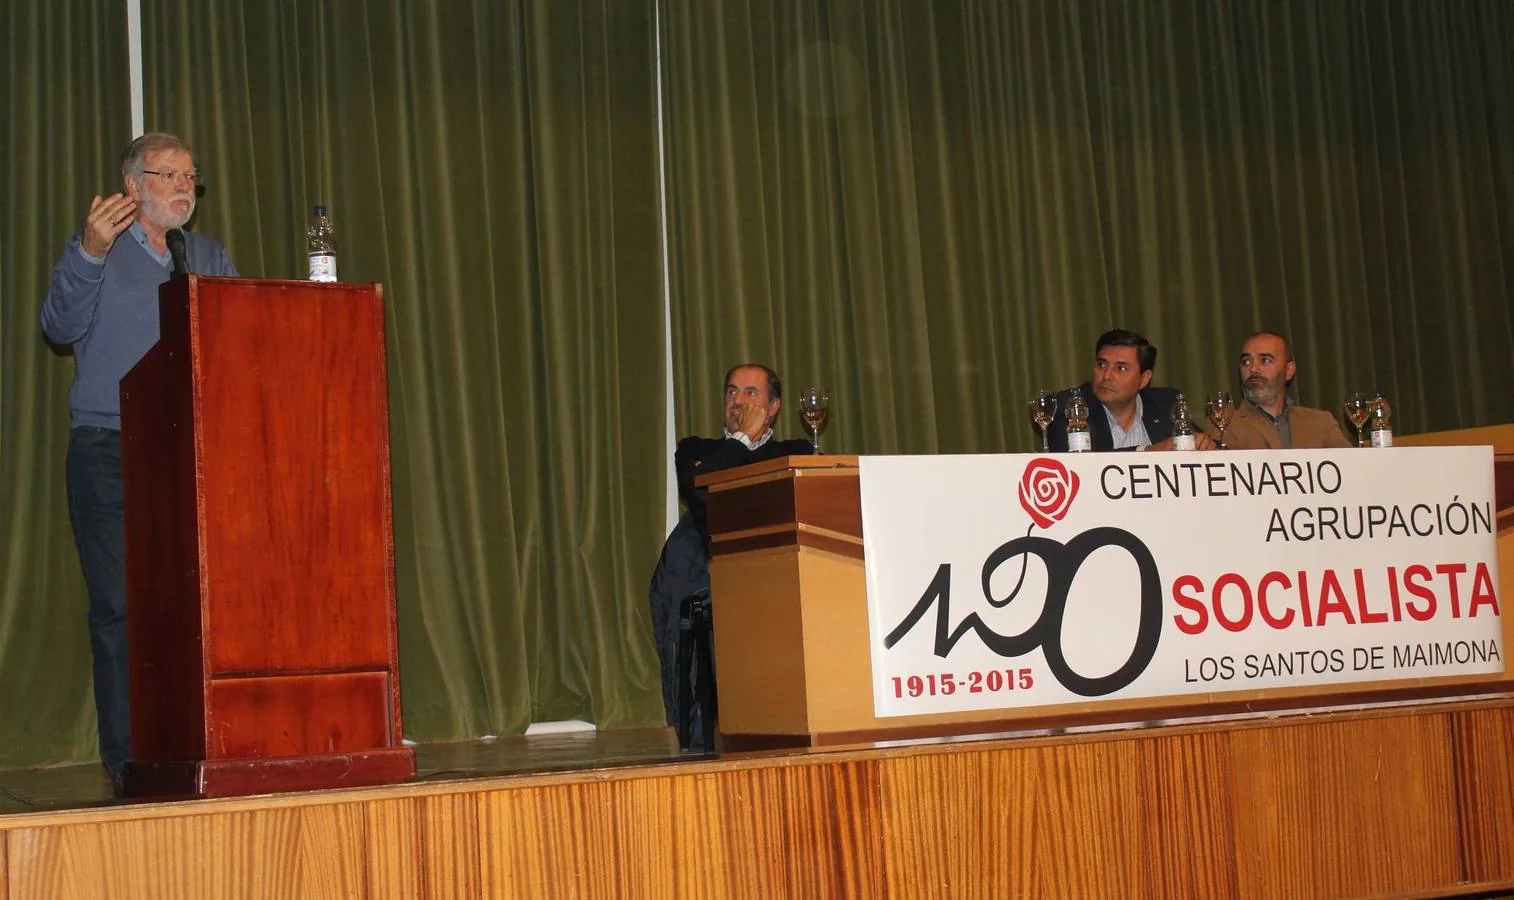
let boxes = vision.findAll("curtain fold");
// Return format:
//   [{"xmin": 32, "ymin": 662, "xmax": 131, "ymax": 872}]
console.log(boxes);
[
  {"xmin": 661, "ymin": 0, "xmax": 1514, "ymax": 449},
  {"xmin": 0, "ymin": 0, "xmax": 132, "ymax": 766},
  {"xmin": 140, "ymin": 0, "xmax": 666, "ymax": 740}
]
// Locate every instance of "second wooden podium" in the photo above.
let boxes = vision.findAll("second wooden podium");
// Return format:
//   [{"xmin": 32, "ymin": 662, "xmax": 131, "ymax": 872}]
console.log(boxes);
[{"xmin": 119, "ymin": 275, "xmax": 415, "ymax": 798}]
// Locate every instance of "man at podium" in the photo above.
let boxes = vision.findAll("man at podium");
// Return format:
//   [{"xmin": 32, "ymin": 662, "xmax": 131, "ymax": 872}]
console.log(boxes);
[
  {"xmin": 39, "ymin": 131, "xmax": 237, "ymax": 785},
  {"xmin": 675, "ymin": 363, "xmax": 816, "ymax": 541},
  {"xmin": 649, "ymin": 363, "xmax": 813, "ymax": 736}
]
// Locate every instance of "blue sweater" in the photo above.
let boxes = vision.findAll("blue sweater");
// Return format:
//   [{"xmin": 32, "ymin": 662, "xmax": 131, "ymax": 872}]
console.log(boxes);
[{"xmin": 41, "ymin": 225, "xmax": 238, "ymax": 430}]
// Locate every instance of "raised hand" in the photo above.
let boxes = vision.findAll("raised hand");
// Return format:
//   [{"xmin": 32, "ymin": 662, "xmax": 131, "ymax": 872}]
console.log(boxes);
[
  {"xmin": 81, "ymin": 193, "xmax": 138, "ymax": 259},
  {"xmin": 734, "ymin": 399, "xmax": 770, "ymax": 439}
]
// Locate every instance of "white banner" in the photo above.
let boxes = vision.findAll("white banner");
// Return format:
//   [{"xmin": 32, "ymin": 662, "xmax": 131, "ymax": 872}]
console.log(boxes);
[{"xmin": 860, "ymin": 448, "xmax": 1504, "ymax": 717}]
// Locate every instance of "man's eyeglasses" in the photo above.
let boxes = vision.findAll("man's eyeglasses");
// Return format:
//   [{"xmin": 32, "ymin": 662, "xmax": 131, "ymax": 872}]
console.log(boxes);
[{"xmin": 141, "ymin": 170, "xmax": 201, "ymax": 187}]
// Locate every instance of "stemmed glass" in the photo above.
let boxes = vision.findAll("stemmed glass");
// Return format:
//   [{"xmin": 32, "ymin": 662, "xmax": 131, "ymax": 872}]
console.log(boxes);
[
  {"xmin": 1343, "ymin": 392, "xmax": 1372, "ymax": 448},
  {"xmin": 1204, "ymin": 392, "xmax": 1235, "ymax": 448},
  {"xmin": 1029, "ymin": 390, "xmax": 1059, "ymax": 452},
  {"xmin": 798, "ymin": 388, "xmax": 829, "ymax": 454}
]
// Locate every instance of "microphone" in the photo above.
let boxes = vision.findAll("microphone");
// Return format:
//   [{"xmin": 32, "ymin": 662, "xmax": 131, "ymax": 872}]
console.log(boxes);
[{"xmin": 166, "ymin": 229, "xmax": 190, "ymax": 277}]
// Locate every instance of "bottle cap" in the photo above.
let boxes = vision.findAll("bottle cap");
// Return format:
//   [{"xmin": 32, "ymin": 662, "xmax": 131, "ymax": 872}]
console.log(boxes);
[{"xmin": 314, "ymin": 204, "xmax": 327, "ymax": 216}]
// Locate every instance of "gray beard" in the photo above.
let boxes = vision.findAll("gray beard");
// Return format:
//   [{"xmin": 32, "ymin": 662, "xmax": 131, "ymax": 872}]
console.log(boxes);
[
  {"xmin": 142, "ymin": 193, "xmax": 195, "ymax": 230},
  {"xmin": 1245, "ymin": 382, "xmax": 1283, "ymax": 408}
]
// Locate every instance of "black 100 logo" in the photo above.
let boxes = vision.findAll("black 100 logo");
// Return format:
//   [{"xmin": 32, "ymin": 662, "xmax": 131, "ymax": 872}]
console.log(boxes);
[{"xmin": 883, "ymin": 527, "xmax": 1164, "ymax": 697}]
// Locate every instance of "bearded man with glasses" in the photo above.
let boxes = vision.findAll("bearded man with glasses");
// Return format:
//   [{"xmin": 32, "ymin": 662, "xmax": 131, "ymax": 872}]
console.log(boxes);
[{"xmin": 40, "ymin": 131, "xmax": 238, "ymax": 791}]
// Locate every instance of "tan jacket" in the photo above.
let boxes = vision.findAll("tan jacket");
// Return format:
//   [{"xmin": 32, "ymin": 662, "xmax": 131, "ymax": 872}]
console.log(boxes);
[{"xmin": 1219, "ymin": 401, "xmax": 1353, "ymax": 450}]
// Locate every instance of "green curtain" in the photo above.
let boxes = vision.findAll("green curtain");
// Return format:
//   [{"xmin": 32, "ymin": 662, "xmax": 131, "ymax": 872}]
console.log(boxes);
[
  {"xmin": 134, "ymin": 0, "xmax": 667, "ymax": 740},
  {"xmin": 0, "ymin": 0, "xmax": 132, "ymax": 766},
  {"xmin": 661, "ymin": 0, "xmax": 1514, "ymax": 449},
  {"xmin": 4, "ymin": 0, "xmax": 1514, "ymax": 769}
]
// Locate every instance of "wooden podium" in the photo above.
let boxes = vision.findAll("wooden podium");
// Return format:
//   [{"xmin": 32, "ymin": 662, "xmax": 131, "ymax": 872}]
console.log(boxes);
[{"xmin": 118, "ymin": 275, "xmax": 415, "ymax": 798}]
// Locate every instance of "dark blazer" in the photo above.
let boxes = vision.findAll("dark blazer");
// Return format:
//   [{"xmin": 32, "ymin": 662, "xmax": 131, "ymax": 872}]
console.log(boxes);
[
  {"xmin": 1046, "ymin": 382, "xmax": 1182, "ymax": 452},
  {"xmin": 649, "ymin": 433, "xmax": 813, "ymax": 724},
  {"xmin": 674, "ymin": 434, "xmax": 816, "ymax": 543},
  {"xmin": 647, "ymin": 510, "xmax": 706, "ymax": 724}
]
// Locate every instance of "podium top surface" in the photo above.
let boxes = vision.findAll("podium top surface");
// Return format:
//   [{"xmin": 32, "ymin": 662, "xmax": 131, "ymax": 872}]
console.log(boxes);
[
  {"xmin": 181, "ymin": 274, "xmax": 382, "ymax": 293},
  {"xmin": 1396, "ymin": 422, "xmax": 1514, "ymax": 454},
  {"xmin": 696, "ymin": 454, "xmax": 858, "ymax": 489}
]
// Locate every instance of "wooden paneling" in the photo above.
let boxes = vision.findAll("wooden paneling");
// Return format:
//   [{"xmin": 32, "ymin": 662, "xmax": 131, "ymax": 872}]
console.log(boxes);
[
  {"xmin": 197, "ymin": 749, "xmax": 418, "ymax": 799},
  {"xmin": 5, "ymin": 804, "xmax": 369, "ymax": 899},
  {"xmin": 707, "ymin": 467, "xmax": 863, "ymax": 541},
  {"xmin": 776, "ymin": 760, "xmax": 885, "ymax": 897},
  {"xmin": 121, "ymin": 280, "xmax": 207, "ymax": 763},
  {"xmin": 1396, "ymin": 423, "xmax": 1514, "ymax": 454},
  {"xmin": 878, "ymin": 741, "xmax": 1147, "ymax": 898},
  {"xmin": 197, "ymin": 279, "xmax": 394, "ymax": 674},
  {"xmin": 1137, "ymin": 730, "xmax": 1237, "ymax": 898},
  {"xmin": 2, "ymin": 700, "xmax": 1512, "ymax": 898},
  {"xmin": 706, "ymin": 465, "xmax": 865, "ymax": 560},
  {"xmin": 794, "ymin": 470, "xmax": 864, "ymax": 538},
  {"xmin": 711, "ymin": 549, "xmax": 812, "ymax": 735},
  {"xmin": 798, "ymin": 548, "xmax": 877, "ymax": 730},
  {"xmin": 419, "ymin": 792, "xmax": 481, "ymax": 899},
  {"xmin": 362, "ymin": 798, "xmax": 423, "ymax": 900},
  {"xmin": 1228, "ymin": 714, "xmax": 1462, "ymax": 899},
  {"xmin": 207, "ymin": 672, "xmax": 392, "ymax": 758},
  {"xmin": 711, "ymin": 525, "xmax": 864, "ymax": 560},
  {"xmin": 480, "ymin": 769, "xmax": 789, "ymax": 896},
  {"xmin": 1450, "ymin": 705, "xmax": 1514, "ymax": 883},
  {"xmin": 478, "ymin": 760, "xmax": 884, "ymax": 898},
  {"xmin": 708, "ymin": 476, "xmax": 798, "ymax": 538}
]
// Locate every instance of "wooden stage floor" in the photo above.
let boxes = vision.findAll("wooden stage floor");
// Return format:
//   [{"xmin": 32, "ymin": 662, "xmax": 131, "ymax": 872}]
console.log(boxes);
[
  {"xmin": 0, "ymin": 712, "xmax": 1262, "ymax": 816},
  {"xmin": 0, "ymin": 726, "xmax": 693, "ymax": 815}
]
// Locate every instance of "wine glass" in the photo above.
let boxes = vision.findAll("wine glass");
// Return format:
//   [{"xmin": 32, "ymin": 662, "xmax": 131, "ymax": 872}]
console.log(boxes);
[
  {"xmin": 1343, "ymin": 392, "xmax": 1371, "ymax": 448},
  {"xmin": 798, "ymin": 387, "xmax": 829, "ymax": 454},
  {"xmin": 1204, "ymin": 391, "xmax": 1235, "ymax": 448},
  {"xmin": 1029, "ymin": 390, "xmax": 1058, "ymax": 452}
]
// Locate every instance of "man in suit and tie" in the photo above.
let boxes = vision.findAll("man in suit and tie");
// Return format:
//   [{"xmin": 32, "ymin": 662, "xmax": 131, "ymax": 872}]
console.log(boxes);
[
  {"xmin": 1048, "ymin": 329, "xmax": 1214, "ymax": 452},
  {"xmin": 1219, "ymin": 332, "xmax": 1352, "ymax": 450}
]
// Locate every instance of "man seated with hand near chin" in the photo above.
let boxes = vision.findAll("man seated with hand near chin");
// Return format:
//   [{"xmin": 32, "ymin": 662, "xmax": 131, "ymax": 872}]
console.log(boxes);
[
  {"xmin": 1216, "ymin": 331, "xmax": 1351, "ymax": 450},
  {"xmin": 1048, "ymin": 329, "xmax": 1215, "ymax": 452},
  {"xmin": 674, "ymin": 363, "xmax": 815, "ymax": 541},
  {"xmin": 649, "ymin": 363, "xmax": 813, "ymax": 734}
]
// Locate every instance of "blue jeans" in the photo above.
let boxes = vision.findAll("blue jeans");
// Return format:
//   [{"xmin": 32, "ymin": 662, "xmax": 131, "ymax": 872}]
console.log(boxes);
[{"xmin": 66, "ymin": 426, "xmax": 131, "ymax": 777}]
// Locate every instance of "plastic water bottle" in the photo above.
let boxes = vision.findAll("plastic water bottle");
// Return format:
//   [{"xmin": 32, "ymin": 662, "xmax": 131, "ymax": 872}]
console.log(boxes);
[
  {"xmin": 1370, "ymin": 391, "xmax": 1393, "ymax": 448},
  {"xmin": 1171, "ymin": 394, "xmax": 1196, "ymax": 450},
  {"xmin": 1066, "ymin": 388, "xmax": 1091, "ymax": 452},
  {"xmin": 307, "ymin": 204, "xmax": 337, "ymax": 282}
]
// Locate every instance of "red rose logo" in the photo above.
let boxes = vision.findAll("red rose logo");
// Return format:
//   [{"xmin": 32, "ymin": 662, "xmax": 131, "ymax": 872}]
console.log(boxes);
[{"xmin": 1018, "ymin": 457, "xmax": 1080, "ymax": 529}]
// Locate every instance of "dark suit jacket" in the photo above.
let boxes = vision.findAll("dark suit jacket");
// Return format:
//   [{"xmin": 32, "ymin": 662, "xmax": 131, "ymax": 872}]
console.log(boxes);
[
  {"xmin": 1220, "ymin": 402, "xmax": 1352, "ymax": 450},
  {"xmin": 650, "ymin": 433, "xmax": 813, "ymax": 724},
  {"xmin": 1046, "ymin": 382, "xmax": 1182, "ymax": 453}
]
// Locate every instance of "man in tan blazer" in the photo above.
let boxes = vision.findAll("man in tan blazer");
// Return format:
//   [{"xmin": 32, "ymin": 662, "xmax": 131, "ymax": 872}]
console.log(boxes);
[{"xmin": 1218, "ymin": 332, "xmax": 1352, "ymax": 450}]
